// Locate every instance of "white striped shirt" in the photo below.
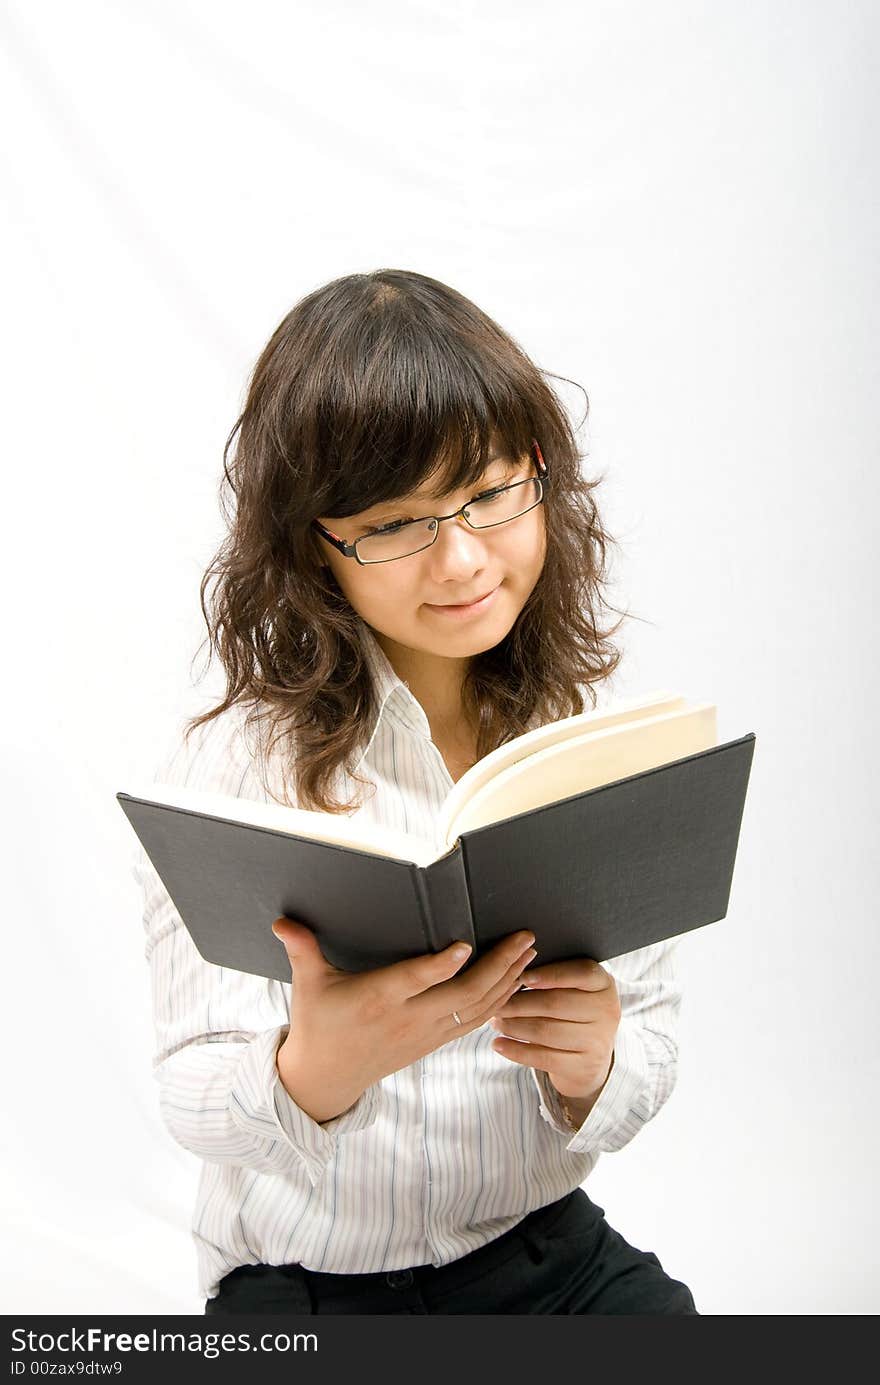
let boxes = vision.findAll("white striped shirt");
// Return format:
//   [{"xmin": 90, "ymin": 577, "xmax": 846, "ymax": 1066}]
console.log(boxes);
[{"xmin": 131, "ymin": 628, "xmax": 682, "ymax": 1303}]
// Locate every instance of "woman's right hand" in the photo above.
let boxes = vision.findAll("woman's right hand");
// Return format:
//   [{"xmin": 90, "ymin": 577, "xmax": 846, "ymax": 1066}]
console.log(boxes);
[{"xmin": 271, "ymin": 918, "xmax": 537, "ymax": 1124}]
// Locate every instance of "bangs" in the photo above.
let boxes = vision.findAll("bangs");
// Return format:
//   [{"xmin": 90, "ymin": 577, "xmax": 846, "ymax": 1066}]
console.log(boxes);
[
  {"xmin": 314, "ymin": 390, "xmax": 537, "ymax": 521},
  {"xmin": 296, "ymin": 275, "xmax": 541, "ymax": 520}
]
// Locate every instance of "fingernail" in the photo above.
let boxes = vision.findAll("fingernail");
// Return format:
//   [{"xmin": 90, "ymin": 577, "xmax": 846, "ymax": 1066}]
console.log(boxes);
[{"xmin": 520, "ymin": 949, "xmax": 537, "ymax": 966}]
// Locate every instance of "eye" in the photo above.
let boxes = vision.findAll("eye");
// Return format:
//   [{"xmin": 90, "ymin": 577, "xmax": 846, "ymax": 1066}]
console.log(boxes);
[
  {"xmin": 359, "ymin": 471, "xmax": 516, "ymax": 534},
  {"xmin": 362, "ymin": 516, "xmax": 415, "ymax": 536}
]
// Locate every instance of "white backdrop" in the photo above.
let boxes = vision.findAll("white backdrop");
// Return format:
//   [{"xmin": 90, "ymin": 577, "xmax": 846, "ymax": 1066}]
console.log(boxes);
[{"xmin": 1, "ymin": 0, "xmax": 877, "ymax": 1316}]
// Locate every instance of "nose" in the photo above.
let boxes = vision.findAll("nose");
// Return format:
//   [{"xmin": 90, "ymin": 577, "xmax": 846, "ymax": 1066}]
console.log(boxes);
[{"xmin": 427, "ymin": 511, "xmax": 488, "ymax": 578}]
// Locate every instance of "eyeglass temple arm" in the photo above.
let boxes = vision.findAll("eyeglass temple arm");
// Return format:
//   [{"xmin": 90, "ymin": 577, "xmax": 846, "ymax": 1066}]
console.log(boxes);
[{"xmin": 312, "ymin": 521, "xmax": 358, "ymax": 557}]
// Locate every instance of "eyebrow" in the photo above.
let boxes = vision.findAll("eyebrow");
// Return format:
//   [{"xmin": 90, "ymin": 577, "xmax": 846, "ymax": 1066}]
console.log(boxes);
[
  {"xmin": 350, "ymin": 457, "xmax": 516, "ymax": 534},
  {"xmin": 422, "ymin": 454, "xmax": 512, "ymax": 501}
]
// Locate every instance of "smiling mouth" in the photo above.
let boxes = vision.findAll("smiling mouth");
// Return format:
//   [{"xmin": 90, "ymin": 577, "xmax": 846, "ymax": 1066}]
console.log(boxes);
[{"xmin": 429, "ymin": 587, "xmax": 497, "ymax": 608}]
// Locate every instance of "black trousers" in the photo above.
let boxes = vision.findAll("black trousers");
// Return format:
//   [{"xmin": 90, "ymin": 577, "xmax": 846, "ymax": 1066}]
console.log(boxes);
[{"xmin": 204, "ymin": 1188, "xmax": 698, "ymax": 1315}]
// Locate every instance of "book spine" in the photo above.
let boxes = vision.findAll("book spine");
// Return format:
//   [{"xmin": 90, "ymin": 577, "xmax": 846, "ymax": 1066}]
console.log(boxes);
[
  {"xmin": 415, "ymin": 849, "xmax": 477, "ymax": 957},
  {"xmin": 410, "ymin": 868, "xmax": 438, "ymax": 951}
]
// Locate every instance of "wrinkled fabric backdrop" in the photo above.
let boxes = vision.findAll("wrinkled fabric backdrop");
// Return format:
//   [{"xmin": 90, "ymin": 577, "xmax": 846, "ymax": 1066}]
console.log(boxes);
[{"xmin": 1, "ymin": 0, "xmax": 876, "ymax": 1314}]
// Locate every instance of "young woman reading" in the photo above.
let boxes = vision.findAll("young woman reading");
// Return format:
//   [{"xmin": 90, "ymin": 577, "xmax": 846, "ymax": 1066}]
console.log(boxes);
[{"xmin": 135, "ymin": 268, "xmax": 698, "ymax": 1315}]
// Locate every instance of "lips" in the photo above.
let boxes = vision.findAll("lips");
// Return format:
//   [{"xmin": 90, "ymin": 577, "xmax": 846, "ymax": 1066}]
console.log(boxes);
[
  {"xmin": 436, "ymin": 589, "xmax": 495, "ymax": 608},
  {"xmin": 423, "ymin": 585, "xmax": 501, "ymax": 619}
]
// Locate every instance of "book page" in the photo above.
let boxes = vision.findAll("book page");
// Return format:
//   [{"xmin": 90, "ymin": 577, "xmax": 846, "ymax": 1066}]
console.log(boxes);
[
  {"xmin": 437, "ymin": 690, "xmax": 686, "ymax": 846},
  {"xmin": 443, "ymin": 703, "xmax": 717, "ymax": 845},
  {"xmin": 120, "ymin": 781, "xmax": 439, "ymax": 867}
]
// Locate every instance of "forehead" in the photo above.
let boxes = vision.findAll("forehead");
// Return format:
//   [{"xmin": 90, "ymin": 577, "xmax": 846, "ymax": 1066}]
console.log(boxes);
[{"xmin": 364, "ymin": 447, "xmax": 520, "ymax": 510}]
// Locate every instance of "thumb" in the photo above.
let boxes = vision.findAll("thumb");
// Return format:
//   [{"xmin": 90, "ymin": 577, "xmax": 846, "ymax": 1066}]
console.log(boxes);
[{"xmin": 271, "ymin": 917, "xmax": 329, "ymax": 973}]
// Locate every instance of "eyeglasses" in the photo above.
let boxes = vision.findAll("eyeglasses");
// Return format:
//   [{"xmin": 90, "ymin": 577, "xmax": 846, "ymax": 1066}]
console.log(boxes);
[{"xmin": 312, "ymin": 440, "xmax": 548, "ymax": 565}]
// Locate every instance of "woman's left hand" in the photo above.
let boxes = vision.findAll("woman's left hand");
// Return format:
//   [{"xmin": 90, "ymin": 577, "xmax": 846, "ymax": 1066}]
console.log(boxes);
[{"xmin": 489, "ymin": 957, "xmax": 621, "ymax": 1102}]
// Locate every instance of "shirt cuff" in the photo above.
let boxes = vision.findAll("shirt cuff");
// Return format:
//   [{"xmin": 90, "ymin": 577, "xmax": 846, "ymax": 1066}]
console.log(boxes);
[
  {"xmin": 228, "ymin": 1026, "xmax": 387, "ymax": 1186},
  {"xmin": 531, "ymin": 1020, "xmax": 650, "ymax": 1153}
]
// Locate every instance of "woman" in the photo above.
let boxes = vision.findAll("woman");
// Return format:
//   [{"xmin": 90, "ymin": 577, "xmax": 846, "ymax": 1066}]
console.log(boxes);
[{"xmin": 135, "ymin": 268, "xmax": 698, "ymax": 1314}]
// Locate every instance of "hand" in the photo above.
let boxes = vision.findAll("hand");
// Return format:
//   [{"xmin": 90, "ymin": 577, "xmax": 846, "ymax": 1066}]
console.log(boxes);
[
  {"xmin": 271, "ymin": 919, "xmax": 538, "ymax": 1124},
  {"xmin": 488, "ymin": 956, "xmax": 621, "ymax": 1104}
]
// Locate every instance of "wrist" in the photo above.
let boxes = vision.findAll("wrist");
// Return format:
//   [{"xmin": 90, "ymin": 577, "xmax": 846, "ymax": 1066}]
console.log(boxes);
[
  {"xmin": 558, "ymin": 1090, "xmax": 596, "ymax": 1132},
  {"xmin": 275, "ymin": 1036, "xmax": 363, "ymax": 1126},
  {"xmin": 556, "ymin": 1051, "xmax": 615, "ymax": 1132}
]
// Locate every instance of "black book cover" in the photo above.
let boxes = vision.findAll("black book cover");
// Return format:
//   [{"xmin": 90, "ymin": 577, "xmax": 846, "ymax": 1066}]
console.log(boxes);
[{"xmin": 118, "ymin": 733, "xmax": 755, "ymax": 982}]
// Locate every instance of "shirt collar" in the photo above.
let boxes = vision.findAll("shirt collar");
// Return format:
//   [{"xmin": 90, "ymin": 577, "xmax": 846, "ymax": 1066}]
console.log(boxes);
[
  {"xmin": 352, "ymin": 625, "xmax": 433, "ymax": 770},
  {"xmin": 350, "ymin": 625, "xmax": 556, "ymax": 778}
]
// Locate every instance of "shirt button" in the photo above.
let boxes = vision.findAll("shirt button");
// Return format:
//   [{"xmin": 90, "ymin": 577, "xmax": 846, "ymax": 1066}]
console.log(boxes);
[{"xmin": 386, "ymin": 1269, "xmax": 414, "ymax": 1288}]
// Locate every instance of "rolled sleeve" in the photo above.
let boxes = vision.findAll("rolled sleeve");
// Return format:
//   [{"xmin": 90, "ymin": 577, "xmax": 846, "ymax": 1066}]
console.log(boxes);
[
  {"xmin": 229, "ymin": 1024, "xmax": 388, "ymax": 1186},
  {"xmin": 137, "ymin": 827, "xmax": 386, "ymax": 1180}
]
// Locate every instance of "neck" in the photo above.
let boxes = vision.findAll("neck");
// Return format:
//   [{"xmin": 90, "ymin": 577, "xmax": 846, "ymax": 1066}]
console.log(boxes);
[{"xmin": 373, "ymin": 633, "xmax": 473, "ymax": 737}]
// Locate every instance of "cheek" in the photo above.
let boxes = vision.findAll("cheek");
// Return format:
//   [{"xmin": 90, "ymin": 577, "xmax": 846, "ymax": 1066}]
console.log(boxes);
[
  {"xmin": 507, "ymin": 514, "xmax": 547, "ymax": 575},
  {"xmin": 347, "ymin": 570, "xmax": 419, "ymax": 624},
  {"xmin": 326, "ymin": 561, "xmax": 358, "ymax": 603},
  {"xmin": 323, "ymin": 558, "xmax": 375, "ymax": 615}
]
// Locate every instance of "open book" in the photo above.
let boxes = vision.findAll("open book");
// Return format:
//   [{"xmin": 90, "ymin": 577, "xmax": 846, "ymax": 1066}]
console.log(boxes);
[{"xmin": 119, "ymin": 691, "xmax": 755, "ymax": 982}]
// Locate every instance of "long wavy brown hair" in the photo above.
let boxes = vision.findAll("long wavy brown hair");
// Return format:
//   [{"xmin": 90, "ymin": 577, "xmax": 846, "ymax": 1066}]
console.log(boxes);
[{"xmin": 184, "ymin": 268, "xmax": 628, "ymax": 813}]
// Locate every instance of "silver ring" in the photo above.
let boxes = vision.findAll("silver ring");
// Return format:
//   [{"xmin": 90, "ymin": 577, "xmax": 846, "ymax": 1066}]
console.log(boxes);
[{"xmin": 452, "ymin": 1010, "xmax": 462, "ymax": 1025}]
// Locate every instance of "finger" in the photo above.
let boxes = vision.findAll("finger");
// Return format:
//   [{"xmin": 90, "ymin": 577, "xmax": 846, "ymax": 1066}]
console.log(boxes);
[
  {"xmin": 390, "ymin": 939, "xmax": 475, "ymax": 1000},
  {"xmin": 445, "ymin": 971, "xmax": 532, "ymax": 1042},
  {"xmin": 493, "ymin": 973, "xmax": 535, "ymax": 1013},
  {"xmin": 271, "ymin": 918, "xmax": 333, "ymax": 975},
  {"xmin": 415, "ymin": 932, "xmax": 534, "ymax": 1009},
  {"xmin": 491, "ymin": 988, "xmax": 599, "ymax": 1022},
  {"xmin": 490, "ymin": 1037, "xmax": 583, "ymax": 1068},
  {"xmin": 429, "ymin": 945, "xmax": 536, "ymax": 1035},
  {"xmin": 490, "ymin": 1015, "xmax": 589, "ymax": 1049},
  {"xmin": 466, "ymin": 948, "xmax": 537, "ymax": 1021},
  {"xmin": 518, "ymin": 959, "xmax": 611, "ymax": 991},
  {"xmin": 450, "ymin": 940, "xmax": 537, "ymax": 1021}
]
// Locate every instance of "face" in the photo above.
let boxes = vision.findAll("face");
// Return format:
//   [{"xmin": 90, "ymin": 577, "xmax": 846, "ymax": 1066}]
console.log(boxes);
[{"xmin": 314, "ymin": 445, "xmax": 547, "ymax": 667}]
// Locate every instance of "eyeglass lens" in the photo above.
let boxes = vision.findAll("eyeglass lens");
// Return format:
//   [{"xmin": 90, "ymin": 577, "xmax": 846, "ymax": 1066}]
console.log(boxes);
[{"xmin": 355, "ymin": 477, "xmax": 543, "ymax": 564}]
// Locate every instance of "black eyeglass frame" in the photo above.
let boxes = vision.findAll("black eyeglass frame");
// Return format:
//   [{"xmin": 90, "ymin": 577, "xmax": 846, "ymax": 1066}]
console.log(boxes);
[{"xmin": 312, "ymin": 439, "xmax": 548, "ymax": 565}]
